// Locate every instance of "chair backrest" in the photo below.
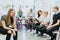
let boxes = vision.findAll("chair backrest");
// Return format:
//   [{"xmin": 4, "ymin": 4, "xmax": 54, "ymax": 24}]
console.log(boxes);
[
  {"xmin": 0, "ymin": 19, "xmax": 2, "ymax": 26},
  {"xmin": 59, "ymin": 28, "xmax": 60, "ymax": 31}
]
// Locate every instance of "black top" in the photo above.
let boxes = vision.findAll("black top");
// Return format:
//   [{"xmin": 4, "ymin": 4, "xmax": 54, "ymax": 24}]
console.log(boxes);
[{"xmin": 52, "ymin": 12, "xmax": 60, "ymax": 27}]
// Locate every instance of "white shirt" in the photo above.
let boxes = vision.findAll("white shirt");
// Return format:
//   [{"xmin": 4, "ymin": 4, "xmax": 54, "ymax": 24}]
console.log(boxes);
[
  {"xmin": 38, "ymin": 15, "xmax": 49, "ymax": 23},
  {"xmin": 27, "ymin": 12, "xmax": 35, "ymax": 19}
]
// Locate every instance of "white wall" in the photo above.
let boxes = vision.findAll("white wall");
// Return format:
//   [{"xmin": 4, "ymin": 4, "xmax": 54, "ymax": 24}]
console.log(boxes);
[{"xmin": 0, "ymin": 0, "xmax": 60, "ymax": 18}]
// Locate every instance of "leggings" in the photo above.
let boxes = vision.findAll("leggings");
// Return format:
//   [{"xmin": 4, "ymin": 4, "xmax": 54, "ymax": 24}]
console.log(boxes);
[
  {"xmin": 33, "ymin": 23, "xmax": 40, "ymax": 30},
  {"xmin": 46, "ymin": 27, "xmax": 59, "ymax": 37},
  {"xmin": 40, "ymin": 26, "xmax": 59, "ymax": 37},
  {"xmin": 36, "ymin": 25, "xmax": 46, "ymax": 34},
  {"xmin": 0, "ymin": 27, "xmax": 17, "ymax": 40}
]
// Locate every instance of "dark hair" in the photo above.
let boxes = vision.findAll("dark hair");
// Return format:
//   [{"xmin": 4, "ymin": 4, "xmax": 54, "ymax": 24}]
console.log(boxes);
[
  {"xmin": 38, "ymin": 10, "xmax": 42, "ymax": 18},
  {"xmin": 54, "ymin": 6, "xmax": 59, "ymax": 11}
]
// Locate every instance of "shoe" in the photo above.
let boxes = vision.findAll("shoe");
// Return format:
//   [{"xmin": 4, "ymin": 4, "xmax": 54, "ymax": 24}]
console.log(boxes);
[
  {"xmin": 38, "ymin": 34, "xmax": 43, "ymax": 36},
  {"xmin": 33, "ymin": 32, "xmax": 38, "ymax": 35},
  {"xmin": 51, "ymin": 33, "xmax": 57, "ymax": 40}
]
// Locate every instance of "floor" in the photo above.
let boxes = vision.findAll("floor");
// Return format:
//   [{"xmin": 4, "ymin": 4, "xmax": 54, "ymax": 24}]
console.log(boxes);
[{"xmin": 17, "ymin": 25, "xmax": 51, "ymax": 40}]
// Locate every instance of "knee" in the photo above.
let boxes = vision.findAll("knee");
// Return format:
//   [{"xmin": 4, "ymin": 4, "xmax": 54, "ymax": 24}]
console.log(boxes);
[
  {"xmin": 46, "ymin": 30, "xmax": 51, "ymax": 34},
  {"xmin": 8, "ymin": 30, "xmax": 12, "ymax": 34},
  {"xmin": 36, "ymin": 26, "xmax": 39, "ymax": 30},
  {"xmin": 13, "ymin": 30, "xmax": 17, "ymax": 36}
]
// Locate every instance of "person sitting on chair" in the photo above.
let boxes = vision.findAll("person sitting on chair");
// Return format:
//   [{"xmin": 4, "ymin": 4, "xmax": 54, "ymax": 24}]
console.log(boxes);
[
  {"xmin": 36, "ymin": 11, "xmax": 50, "ymax": 36},
  {"xmin": 0, "ymin": 8, "xmax": 18, "ymax": 40},
  {"xmin": 27, "ymin": 9, "xmax": 35, "ymax": 32},
  {"xmin": 33, "ymin": 10, "xmax": 42, "ymax": 30},
  {"xmin": 40, "ymin": 6, "xmax": 60, "ymax": 40}
]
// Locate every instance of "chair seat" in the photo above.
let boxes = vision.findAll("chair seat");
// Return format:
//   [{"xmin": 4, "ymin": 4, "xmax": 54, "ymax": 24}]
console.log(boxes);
[{"xmin": 53, "ymin": 30, "xmax": 60, "ymax": 33}]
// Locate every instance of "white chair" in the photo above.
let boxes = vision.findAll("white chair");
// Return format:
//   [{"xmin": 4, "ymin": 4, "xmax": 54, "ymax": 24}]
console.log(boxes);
[{"xmin": 53, "ymin": 28, "xmax": 60, "ymax": 40}]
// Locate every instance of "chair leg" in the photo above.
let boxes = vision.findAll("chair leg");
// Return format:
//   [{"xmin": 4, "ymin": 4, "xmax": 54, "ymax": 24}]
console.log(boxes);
[{"xmin": 58, "ymin": 32, "xmax": 60, "ymax": 40}]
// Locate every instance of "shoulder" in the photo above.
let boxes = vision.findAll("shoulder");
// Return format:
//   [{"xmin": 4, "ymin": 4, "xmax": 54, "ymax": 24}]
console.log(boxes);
[
  {"xmin": 57, "ymin": 12, "xmax": 60, "ymax": 19},
  {"xmin": 57, "ymin": 12, "xmax": 60, "ymax": 16},
  {"xmin": 58, "ymin": 12, "xmax": 60, "ymax": 15},
  {"xmin": 1, "ymin": 15, "xmax": 7, "ymax": 20},
  {"xmin": 58, "ymin": 12, "xmax": 60, "ymax": 13},
  {"xmin": 1, "ymin": 15, "xmax": 7, "ymax": 17}
]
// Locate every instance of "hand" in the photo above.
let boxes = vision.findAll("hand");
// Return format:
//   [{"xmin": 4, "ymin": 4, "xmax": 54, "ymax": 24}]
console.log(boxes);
[
  {"xmin": 40, "ymin": 24, "xmax": 43, "ymax": 26},
  {"xmin": 46, "ymin": 26, "xmax": 52, "ymax": 30},
  {"xmin": 14, "ymin": 28, "xmax": 18, "ymax": 31},
  {"xmin": 10, "ymin": 29, "xmax": 14, "ymax": 31},
  {"xmin": 8, "ymin": 30, "xmax": 12, "ymax": 34},
  {"xmin": 12, "ymin": 30, "xmax": 16, "ymax": 36},
  {"xmin": 10, "ymin": 29, "xmax": 16, "ymax": 36}
]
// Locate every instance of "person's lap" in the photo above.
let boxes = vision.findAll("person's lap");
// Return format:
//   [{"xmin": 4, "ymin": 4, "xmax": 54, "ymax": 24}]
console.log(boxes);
[
  {"xmin": 46, "ymin": 26, "xmax": 59, "ymax": 34},
  {"xmin": 36, "ymin": 25, "xmax": 58, "ymax": 34},
  {"xmin": 33, "ymin": 23, "xmax": 40, "ymax": 30},
  {"xmin": 0, "ymin": 27, "xmax": 7, "ymax": 35},
  {"xmin": 0, "ymin": 27, "xmax": 17, "ymax": 35},
  {"xmin": 36, "ymin": 25, "xmax": 46, "ymax": 32}
]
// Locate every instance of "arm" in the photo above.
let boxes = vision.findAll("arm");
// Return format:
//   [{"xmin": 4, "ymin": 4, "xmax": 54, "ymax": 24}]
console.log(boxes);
[
  {"xmin": 51, "ymin": 20, "xmax": 60, "ymax": 27},
  {"xmin": 47, "ymin": 20, "xmax": 60, "ymax": 30},
  {"xmin": 12, "ymin": 17, "xmax": 17, "ymax": 31},
  {"xmin": 13, "ymin": 17, "xmax": 16, "ymax": 29},
  {"xmin": 1, "ymin": 20, "xmax": 12, "ymax": 30},
  {"xmin": 41, "ymin": 22, "xmax": 48, "ymax": 25},
  {"xmin": 35, "ymin": 18, "xmax": 40, "ymax": 22}
]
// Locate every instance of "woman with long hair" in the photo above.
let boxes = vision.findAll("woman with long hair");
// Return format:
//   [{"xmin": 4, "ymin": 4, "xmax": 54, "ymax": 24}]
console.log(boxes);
[
  {"xmin": 33, "ymin": 10, "xmax": 42, "ymax": 34},
  {"xmin": 0, "ymin": 8, "xmax": 17, "ymax": 40}
]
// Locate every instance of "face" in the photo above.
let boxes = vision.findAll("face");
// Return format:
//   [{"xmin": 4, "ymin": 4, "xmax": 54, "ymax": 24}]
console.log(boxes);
[
  {"xmin": 10, "ymin": 11, "xmax": 15, "ymax": 17},
  {"xmin": 53, "ymin": 8, "xmax": 57, "ymax": 13},
  {"xmin": 45, "ymin": 13, "xmax": 48, "ymax": 16},
  {"xmin": 43, "ymin": 12, "xmax": 48, "ymax": 16},
  {"xmin": 30, "ymin": 9, "xmax": 32, "ymax": 12},
  {"xmin": 39, "ymin": 11, "xmax": 42, "ymax": 15}
]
